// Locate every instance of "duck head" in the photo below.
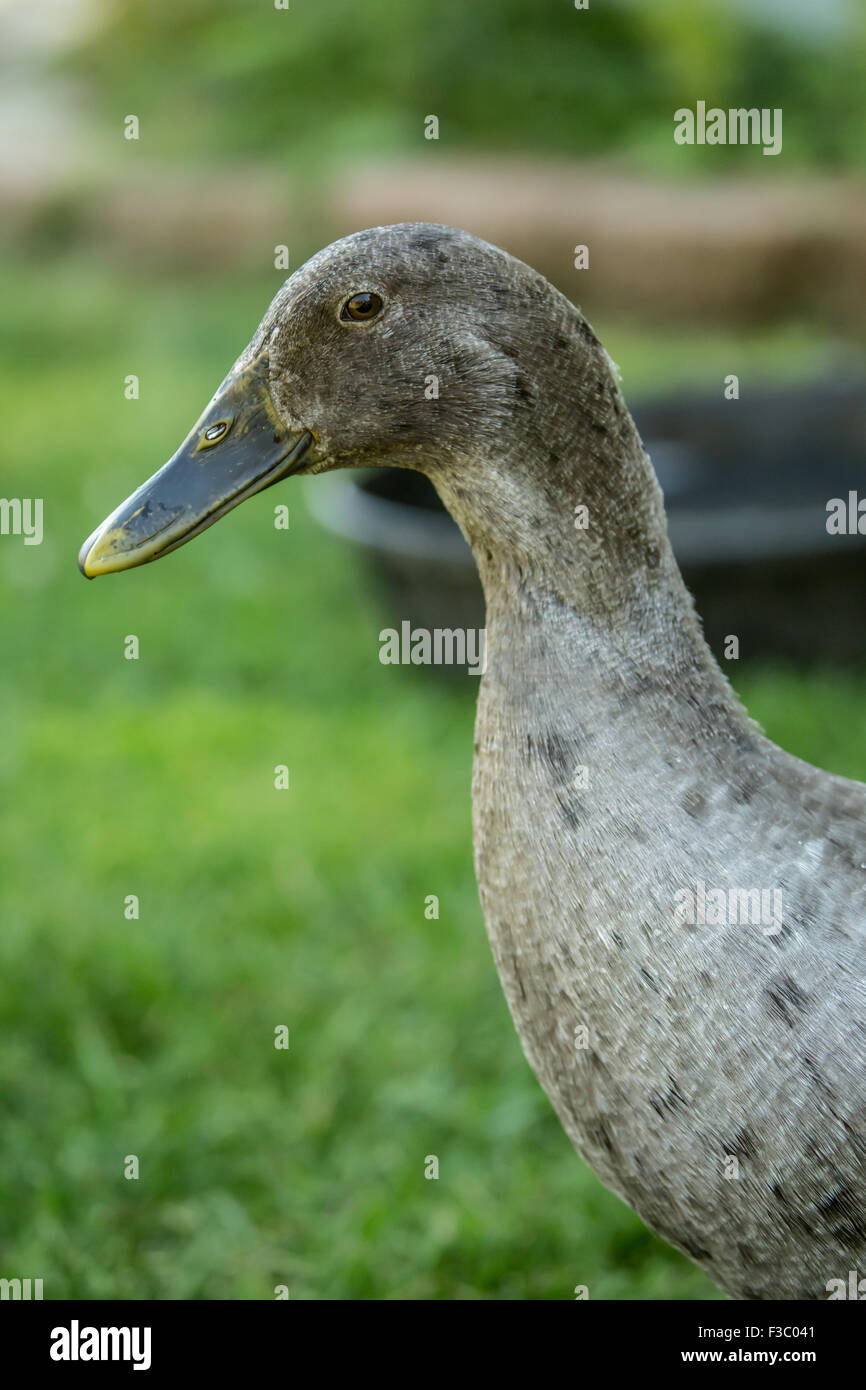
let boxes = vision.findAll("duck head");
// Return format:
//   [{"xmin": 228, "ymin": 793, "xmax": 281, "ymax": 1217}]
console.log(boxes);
[{"xmin": 79, "ymin": 221, "xmax": 663, "ymax": 607}]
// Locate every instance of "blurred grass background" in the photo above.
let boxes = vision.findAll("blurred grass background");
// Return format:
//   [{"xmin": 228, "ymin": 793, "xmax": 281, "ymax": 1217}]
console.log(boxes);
[{"xmin": 1, "ymin": 0, "xmax": 865, "ymax": 1299}]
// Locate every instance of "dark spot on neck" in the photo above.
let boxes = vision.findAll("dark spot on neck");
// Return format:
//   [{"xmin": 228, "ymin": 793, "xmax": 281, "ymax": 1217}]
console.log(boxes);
[
  {"xmin": 554, "ymin": 791, "xmax": 579, "ymax": 829},
  {"xmin": 730, "ymin": 768, "xmax": 761, "ymax": 805},
  {"xmin": 678, "ymin": 1236, "xmax": 713, "ymax": 1263},
  {"xmin": 816, "ymin": 1186, "xmax": 866, "ymax": 1245},
  {"xmin": 731, "ymin": 1126, "xmax": 759, "ymax": 1159},
  {"xmin": 648, "ymin": 1076, "xmax": 687, "ymax": 1117},
  {"xmin": 771, "ymin": 1182, "xmax": 816, "ymax": 1236},
  {"xmin": 681, "ymin": 786, "xmax": 707, "ymax": 820},
  {"xmin": 765, "ymin": 975, "xmax": 810, "ymax": 1027},
  {"xmin": 585, "ymin": 1113, "xmax": 620, "ymax": 1161}
]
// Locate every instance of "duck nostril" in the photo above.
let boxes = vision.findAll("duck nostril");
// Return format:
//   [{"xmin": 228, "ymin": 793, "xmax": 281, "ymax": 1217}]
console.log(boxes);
[{"xmin": 202, "ymin": 420, "xmax": 231, "ymax": 445}]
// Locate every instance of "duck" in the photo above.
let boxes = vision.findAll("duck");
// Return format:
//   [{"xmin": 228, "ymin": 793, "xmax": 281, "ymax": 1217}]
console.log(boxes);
[{"xmin": 78, "ymin": 222, "xmax": 866, "ymax": 1300}]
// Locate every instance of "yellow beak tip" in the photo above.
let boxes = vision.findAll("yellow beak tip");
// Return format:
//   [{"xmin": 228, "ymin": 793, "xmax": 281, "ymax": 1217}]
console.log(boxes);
[
  {"xmin": 78, "ymin": 525, "xmax": 137, "ymax": 579},
  {"xmin": 78, "ymin": 534, "xmax": 107, "ymax": 578},
  {"xmin": 78, "ymin": 540, "xmax": 96, "ymax": 578}
]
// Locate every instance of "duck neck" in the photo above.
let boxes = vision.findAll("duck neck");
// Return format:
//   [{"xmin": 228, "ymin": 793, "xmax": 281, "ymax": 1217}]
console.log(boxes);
[
  {"xmin": 431, "ymin": 337, "xmax": 743, "ymax": 730},
  {"xmin": 428, "ymin": 299, "xmax": 674, "ymax": 601},
  {"xmin": 437, "ymin": 401, "xmax": 687, "ymax": 638}
]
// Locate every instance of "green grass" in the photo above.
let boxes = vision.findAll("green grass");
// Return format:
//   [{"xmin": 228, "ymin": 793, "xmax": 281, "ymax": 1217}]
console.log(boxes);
[{"xmin": 1, "ymin": 252, "xmax": 864, "ymax": 1299}]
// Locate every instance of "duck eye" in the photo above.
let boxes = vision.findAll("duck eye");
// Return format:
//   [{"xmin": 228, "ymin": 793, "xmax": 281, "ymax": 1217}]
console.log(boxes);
[{"xmin": 340, "ymin": 291, "xmax": 384, "ymax": 323}]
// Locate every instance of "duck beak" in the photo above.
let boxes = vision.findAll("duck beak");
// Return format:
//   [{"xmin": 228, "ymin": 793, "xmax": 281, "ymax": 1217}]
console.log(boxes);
[{"xmin": 78, "ymin": 350, "xmax": 313, "ymax": 578}]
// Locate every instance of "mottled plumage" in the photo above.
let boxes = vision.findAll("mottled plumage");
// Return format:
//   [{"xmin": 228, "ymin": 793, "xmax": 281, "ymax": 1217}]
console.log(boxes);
[{"xmin": 81, "ymin": 224, "xmax": 866, "ymax": 1299}]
